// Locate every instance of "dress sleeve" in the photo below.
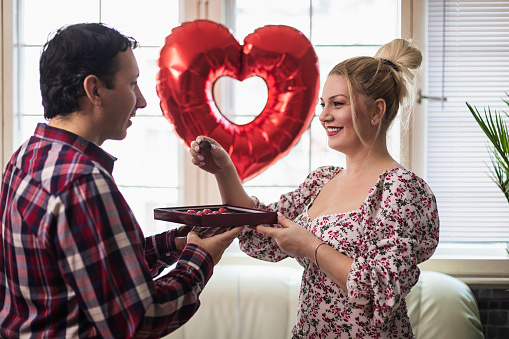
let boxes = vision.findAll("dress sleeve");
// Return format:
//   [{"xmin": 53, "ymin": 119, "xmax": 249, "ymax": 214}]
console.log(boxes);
[
  {"xmin": 238, "ymin": 166, "xmax": 339, "ymax": 262},
  {"xmin": 52, "ymin": 171, "xmax": 213, "ymax": 338},
  {"xmin": 346, "ymin": 170, "xmax": 439, "ymax": 327}
]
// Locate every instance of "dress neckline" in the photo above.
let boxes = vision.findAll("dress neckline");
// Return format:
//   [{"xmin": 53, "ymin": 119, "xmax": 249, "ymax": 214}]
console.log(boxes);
[{"xmin": 305, "ymin": 167, "xmax": 406, "ymax": 222}]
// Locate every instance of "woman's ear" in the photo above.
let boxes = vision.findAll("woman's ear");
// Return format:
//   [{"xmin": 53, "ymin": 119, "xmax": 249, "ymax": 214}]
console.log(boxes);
[
  {"xmin": 82, "ymin": 75, "xmax": 105, "ymax": 106},
  {"xmin": 371, "ymin": 98, "xmax": 387, "ymax": 125}
]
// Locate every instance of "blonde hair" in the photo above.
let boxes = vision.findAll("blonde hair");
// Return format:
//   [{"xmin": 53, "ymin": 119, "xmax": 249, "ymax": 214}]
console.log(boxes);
[{"xmin": 328, "ymin": 38, "xmax": 422, "ymax": 145}]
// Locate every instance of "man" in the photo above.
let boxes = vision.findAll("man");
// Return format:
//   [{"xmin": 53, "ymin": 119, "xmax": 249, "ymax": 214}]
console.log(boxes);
[{"xmin": 0, "ymin": 23, "xmax": 242, "ymax": 338}]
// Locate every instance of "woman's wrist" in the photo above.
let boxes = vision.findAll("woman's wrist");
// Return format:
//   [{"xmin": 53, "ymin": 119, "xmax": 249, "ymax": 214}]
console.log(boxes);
[
  {"xmin": 307, "ymin": 237, "xmax": 325, "ymax": 263},
  {"xmin": 313, "ymin": 241, "xmax": 327, "ymax": 269},
  {"xmin": 214, "ymin": 162, "xmax": 236, "ymax": 181},
  {"xmin": 214, "ymin": 165, "xmax": 254, "ymax": 207}
]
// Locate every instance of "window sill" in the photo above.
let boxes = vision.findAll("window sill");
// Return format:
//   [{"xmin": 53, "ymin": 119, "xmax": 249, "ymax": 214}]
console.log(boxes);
[
  {"xmin": 222, "ymin": 242, "xmax": 509, "ymax": 288},
  {"xmin": 418, "ymin": 242, "xmax": 509, "ymax": 288}
]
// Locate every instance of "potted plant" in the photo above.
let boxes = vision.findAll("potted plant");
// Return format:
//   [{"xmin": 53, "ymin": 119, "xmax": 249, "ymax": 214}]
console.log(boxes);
[{"xmin": 467, "ymin": 94, "xmax": 509, "ymax": 203}]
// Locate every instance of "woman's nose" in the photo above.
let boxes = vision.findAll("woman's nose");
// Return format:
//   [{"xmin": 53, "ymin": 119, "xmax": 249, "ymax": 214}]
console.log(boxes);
[{"xmin": 318, "ymin": 105, "xmax": 330, "ymax": 122}]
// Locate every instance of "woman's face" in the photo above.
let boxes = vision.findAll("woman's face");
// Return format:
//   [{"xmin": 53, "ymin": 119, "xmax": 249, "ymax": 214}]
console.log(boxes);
[{"xmin": 319, "ymin": 75, "xmax": 373, "ymax": 154}]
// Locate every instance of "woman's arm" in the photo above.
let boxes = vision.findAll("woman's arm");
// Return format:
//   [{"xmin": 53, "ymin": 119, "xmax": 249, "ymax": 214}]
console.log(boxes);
[
  {"xmin": 254, "ymin": 215, "xmax": 354, "ymax": 291},
  {"xmin": 214, "ymin": 161, "xmax": 254, "ymax": 208},
  {"xmin": 311, "ymin": 240, "xmax": 354, "ymax": 291},
  {"xmin": 189, "ymin": 136, "xmax": 254, "ymax": 208},
  {"xmin": 345, "ymin": 171, "xmax": 440, "ymax": 326}
]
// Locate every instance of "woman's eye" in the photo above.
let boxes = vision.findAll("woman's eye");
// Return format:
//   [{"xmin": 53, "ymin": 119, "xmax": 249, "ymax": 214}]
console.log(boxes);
[
  {"xmin": 319, "ymin": 102, "xmax": 325, "ymax": 108},
  {"xmin": 333, "ymin": 101, "xmax": 344, "ymax": 107}
]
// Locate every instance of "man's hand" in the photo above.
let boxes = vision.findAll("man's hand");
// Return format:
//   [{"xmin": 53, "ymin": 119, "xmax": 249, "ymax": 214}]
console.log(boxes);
[
  {"xmin": 187, "ymin": 226, "xmax": 244, "ymax": 265},
  {"xmin": 174, "ymin": 225, "xmax": 194, "ymax": 251}
]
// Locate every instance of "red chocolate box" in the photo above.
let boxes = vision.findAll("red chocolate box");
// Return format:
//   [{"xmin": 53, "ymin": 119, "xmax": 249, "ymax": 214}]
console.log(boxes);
[{"xmin": 154, "ymin": 204, "xmax": 278, "ymax": 227}]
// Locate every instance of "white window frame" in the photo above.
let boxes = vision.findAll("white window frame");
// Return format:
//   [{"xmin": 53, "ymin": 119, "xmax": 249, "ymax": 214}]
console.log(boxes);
[
  {"xmin": 1, "ymin": 0, "xmax": 507, "ymax": 287},
  {"xmin": 1, "ymin": 0, "xmax": 15, "ymax": 169},
  {"xmin": 404, "ymin": 0, "xmax": 509, "ymax": 288},
  {"xmin": 178, "ymin": 0, "xmax": 224, "ymax": 206}
]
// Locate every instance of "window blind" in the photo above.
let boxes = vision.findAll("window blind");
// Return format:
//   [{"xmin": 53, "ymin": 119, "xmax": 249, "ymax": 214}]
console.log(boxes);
[{"xmin": 427, "ymin": 0, "xmax": 509, "ymax": 242}]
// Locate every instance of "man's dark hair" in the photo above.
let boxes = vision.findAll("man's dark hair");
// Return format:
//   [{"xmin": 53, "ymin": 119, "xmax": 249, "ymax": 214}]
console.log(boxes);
[{"xmin": 39, "ymin": 23, "xmax": 139, "ymax": 119}]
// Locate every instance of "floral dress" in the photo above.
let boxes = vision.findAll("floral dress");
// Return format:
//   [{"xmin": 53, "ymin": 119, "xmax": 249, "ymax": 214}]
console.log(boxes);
[{"xmin": 238, "ymin": 166, "xmax": 439, "ymax": 339}]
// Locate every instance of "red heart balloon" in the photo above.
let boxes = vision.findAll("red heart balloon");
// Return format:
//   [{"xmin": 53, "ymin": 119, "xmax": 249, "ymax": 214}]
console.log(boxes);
[{"xmin": 156, "ymin": 20, "xmax": 319, "ymax": 182}]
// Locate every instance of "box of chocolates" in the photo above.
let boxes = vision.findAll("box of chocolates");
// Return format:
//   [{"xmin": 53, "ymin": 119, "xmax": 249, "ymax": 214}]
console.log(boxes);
[{"xmin": 154, "ymin": 204, "xmax": 278, "ymax": 227}]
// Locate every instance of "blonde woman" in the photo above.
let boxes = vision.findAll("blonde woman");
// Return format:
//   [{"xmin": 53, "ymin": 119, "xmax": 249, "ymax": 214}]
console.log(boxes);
[{"xmin": 190, "ymin": 39, "xmax": 439, "ymax": 339}]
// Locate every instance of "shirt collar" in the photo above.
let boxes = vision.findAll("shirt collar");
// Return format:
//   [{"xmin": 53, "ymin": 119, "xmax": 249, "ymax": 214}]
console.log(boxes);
[{"xmin": 34, "ymin": 123, "xmax": 117, "ymax": 174}]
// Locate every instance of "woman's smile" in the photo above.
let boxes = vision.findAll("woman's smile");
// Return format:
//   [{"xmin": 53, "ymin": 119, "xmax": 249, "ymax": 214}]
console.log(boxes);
[{"xmin": 326, "ymin": 126, "xmax": 344, "ymax": 136}]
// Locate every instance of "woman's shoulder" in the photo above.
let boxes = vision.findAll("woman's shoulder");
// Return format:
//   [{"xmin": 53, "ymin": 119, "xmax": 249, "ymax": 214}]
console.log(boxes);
[
  {"xmin": 308, "ymin": 165, "xmax": 343, "ymax": 180},
  {"xmin": 377, "ymin": 167, "xmax": 436, "ymax": 199},
  {"xmin": 297, "ymin": 165, "xmax": 343, "ymax": 194},
  {"xmin": 381, "ymin": 167, "xmax": 429, "ymax": 185}
]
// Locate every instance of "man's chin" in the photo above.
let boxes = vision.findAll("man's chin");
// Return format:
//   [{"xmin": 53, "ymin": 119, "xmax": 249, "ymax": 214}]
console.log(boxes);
[{"xmin": 108, "ymin": 131, "xmax": 128, "ymax": 143}]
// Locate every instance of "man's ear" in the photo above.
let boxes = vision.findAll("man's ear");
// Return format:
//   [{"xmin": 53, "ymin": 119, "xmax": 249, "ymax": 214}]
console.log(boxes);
[
  {"xmin": 82, "ymin": 75, "xmax": 105, "ymax": 106},
  {"xmin": 371, "ymin": 98, "xmax": 387, "ymax": 125}
]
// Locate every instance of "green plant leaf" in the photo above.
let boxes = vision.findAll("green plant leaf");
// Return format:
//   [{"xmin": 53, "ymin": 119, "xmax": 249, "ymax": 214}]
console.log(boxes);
[{"xmin": 467, "ymin": 98, "xmax": 509, "ymax": 203}]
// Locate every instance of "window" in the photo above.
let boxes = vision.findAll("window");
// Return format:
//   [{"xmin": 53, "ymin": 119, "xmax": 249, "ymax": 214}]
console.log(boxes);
[
  {"xmin": 9, "ymin": 0, "xmax": 181, "ymax": 237},
  {"xmin": 5, "ymin": 0, "xmax": 400, "ymax": 238},
  {"xmin": 426, "ymin": 0, "xmax": 509, "ymax": 242},
  {"xmin": 4, "ymin": 0, "xmax": 506, "ymax": 283},
  {"xmin": 217, "ymin": 0, "xmax": 400, "ymax": 255},
  {"xmin": 224, "ymin": 0, "xmax": 401, "ymax": 204}
]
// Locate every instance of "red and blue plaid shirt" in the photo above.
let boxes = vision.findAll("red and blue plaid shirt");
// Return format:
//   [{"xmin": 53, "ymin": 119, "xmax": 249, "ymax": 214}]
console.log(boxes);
[{"xmin": 1, "ymin": 123, "xmax": 213, "ymax": 338}]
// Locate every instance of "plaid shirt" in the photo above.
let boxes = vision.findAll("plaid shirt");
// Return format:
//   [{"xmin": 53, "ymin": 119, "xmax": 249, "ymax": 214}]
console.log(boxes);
[{"xmin": 0, "ymin": 123, "xmax": 213, "ymax": 338}]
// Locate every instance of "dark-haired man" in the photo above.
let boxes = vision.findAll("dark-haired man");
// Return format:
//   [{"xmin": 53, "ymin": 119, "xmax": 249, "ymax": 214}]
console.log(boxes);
[{"xmin": 0, "ymin": 23, "xmax": 242, "ymax": 338}]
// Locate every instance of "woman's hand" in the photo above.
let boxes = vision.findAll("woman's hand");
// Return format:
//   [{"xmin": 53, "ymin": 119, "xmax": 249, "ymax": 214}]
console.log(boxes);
[
  {"xmin": 252, "ymin": 215, "xmax": 323, "ymax": 259},
  {"xmin": 256, "ymin": 215, "xmax": 353, "ymax": 291},
  {"xmin": 189, "ymin": 136, "xmax": 234, "ymax": 175},
  {"xmin": 188, "ymin": 135, "xmax": 256, "ymax": 209}
]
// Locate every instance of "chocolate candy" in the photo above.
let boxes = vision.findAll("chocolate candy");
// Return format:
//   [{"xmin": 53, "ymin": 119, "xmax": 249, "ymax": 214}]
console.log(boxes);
[{"xmin": 199, "ymin": 140, "xmax": 211, "ymax": 151}]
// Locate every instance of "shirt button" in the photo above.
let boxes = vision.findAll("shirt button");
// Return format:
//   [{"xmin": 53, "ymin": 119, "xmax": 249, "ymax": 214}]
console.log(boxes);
[{"xmin": 166, "ymin": 253, "xmax": 171, "ymax": 257}]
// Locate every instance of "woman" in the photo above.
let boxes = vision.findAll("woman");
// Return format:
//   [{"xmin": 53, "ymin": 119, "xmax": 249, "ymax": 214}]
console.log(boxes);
[{"xmin": 189, "ymin": 38, "xmax": 439, "ymax": 339}]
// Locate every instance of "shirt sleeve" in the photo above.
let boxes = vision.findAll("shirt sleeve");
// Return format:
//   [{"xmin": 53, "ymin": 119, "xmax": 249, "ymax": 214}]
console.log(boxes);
[
  {"xmin": 238, "ymin": 166, "xmax": 340, "ymax": 262},
  {"xmin": 51, "ymin": 170, "xmax": 213, "ymax": 338},
  {"xmin": 144, "ymin": 230, "xmax": 182, "ymax": 277},
  {"xmin": 346, "ymin": 170, "xmax": 440, "ymax": 327}
]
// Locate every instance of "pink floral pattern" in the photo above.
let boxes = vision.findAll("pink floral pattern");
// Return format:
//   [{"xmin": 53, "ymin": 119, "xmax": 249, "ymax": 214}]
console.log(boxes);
[{"xmin": 239, "ymin": 166, "xmax": 439, "ymax": 338}]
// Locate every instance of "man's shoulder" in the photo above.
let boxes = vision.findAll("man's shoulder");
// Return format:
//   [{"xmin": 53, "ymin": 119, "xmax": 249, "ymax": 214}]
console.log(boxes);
[{"xmin": 13, "ymin": 137, "xmax": 111, "ymax": 194}]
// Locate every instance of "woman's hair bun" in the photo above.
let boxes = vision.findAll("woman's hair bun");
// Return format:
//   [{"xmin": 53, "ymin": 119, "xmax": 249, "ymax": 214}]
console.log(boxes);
[{"xmin": 375, "ymin": 38, "xmax": 423, "ymax": 81}]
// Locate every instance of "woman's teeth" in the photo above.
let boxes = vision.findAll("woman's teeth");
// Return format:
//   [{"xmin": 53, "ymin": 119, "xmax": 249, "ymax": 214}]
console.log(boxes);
[{"xmin": 327, "ymin": 127, "xmax": 343, "ymax": 132}]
